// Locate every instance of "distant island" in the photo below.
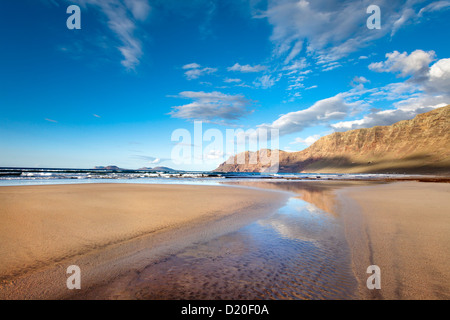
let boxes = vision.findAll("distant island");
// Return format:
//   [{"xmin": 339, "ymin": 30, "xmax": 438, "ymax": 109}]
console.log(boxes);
[
  {"xmin": 138, "ymin": 166, "xmax": 177, "ymax": 172},
  {"xmin": 93, "ymin": 166, "xmax": 121, "ymax": 170},
  {"xmin": 93, "ymin": 166, "xmax": 177, "ymax": 172},
  {"xmin": 215, "ymin": 105, "xmax": 450, "ymax": 175}
]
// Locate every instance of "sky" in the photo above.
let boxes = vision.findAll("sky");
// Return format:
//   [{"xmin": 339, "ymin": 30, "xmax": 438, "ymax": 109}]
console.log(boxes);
[{"xmin": 0, "ymin": 0, "xmax": 449, "ymax": 170}]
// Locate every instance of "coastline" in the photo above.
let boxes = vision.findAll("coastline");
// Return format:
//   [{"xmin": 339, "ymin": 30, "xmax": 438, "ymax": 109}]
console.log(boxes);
[
  {"xmin": 0, "ymin": 183, "xmax": 289, "ymax": 299},
  {"xmin": 1, "ymin": 180, "xmax": 449, "ymax": 300}
]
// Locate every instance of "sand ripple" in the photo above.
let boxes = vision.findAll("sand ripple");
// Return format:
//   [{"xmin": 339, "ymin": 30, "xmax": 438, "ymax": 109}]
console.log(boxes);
[{"xmin": 85, "ymin": 198, "xmax": 357, "ymax": 300}]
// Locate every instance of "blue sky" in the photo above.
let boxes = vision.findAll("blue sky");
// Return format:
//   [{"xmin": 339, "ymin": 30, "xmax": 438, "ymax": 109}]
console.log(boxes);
[{"xmin": 1, "ymin": 0, "xmax": 450, "ymax": 170}]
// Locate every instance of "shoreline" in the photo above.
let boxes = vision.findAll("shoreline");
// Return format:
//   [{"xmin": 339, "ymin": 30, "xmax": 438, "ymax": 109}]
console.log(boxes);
[
  {"xmin": 1, "ymin": 180, "xmax": 449, "ymax": 300},
  {"xmin": 0, "ymin": 183, "xmax": 289, "ymax": 299}
]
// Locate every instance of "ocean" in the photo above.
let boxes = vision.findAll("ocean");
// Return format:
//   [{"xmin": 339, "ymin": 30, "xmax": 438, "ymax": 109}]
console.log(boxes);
[{"xmin": 0, "ymin": 167, "xmax": 412, "ymax": 186}]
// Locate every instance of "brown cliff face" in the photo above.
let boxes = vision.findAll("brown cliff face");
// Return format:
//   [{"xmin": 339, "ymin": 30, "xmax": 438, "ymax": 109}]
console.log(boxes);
[{"xmin": 214, "ymin": 105, "xmax": 450, "ymax": 174}]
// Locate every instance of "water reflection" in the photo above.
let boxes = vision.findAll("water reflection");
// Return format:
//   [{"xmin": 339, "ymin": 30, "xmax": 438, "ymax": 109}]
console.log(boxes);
[
  {"xmin": 258, "ymin": 198, "xmax": 334, "ymax": 243},
  {"xmin": 81, "ymin": 181, "xmax": 363, "ymax": 300},
  {"xmin": 222, "ymin": 180, "xmax": 383, "ymax": 216}
]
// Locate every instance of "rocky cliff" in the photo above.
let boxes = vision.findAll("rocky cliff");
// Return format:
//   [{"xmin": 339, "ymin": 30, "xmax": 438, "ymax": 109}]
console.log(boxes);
[{"xmin": 214, "ymin": 105, "xmax": 450, "ymax": 174}]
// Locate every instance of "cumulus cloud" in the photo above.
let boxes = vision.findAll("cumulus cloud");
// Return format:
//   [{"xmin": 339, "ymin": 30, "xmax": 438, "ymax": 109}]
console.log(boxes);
[
  {"xmin": 258, "ymin": 94, "xmax": 360, "ymax": 136},
  {"xmin": 332, "ymin": 50, "xmax": 450, "ymax": 130},
  {"xmin": 169, "ymin": 91, "xmax": 253, "ymax": 123},
  {"xmin": 182, "ymin": 63, "xmax": 217, "ymax": 80},
  {"xmin": 369, "ymin": 50, "xmax": 436, "ymax": 78},
  {"xmin": 290, "ymin": 134, "xmax": 321, "ymax": 146},
  {"xmin": 228, "ymin": 63, "xmax": 266, "ymax": 73},
  {"xmin": 427, "ymin": 58, "xmax": 450, "ymax": 93},
  {"xmin": 370, "ymin": 50, "xmax": 450, "ymax": 95}
]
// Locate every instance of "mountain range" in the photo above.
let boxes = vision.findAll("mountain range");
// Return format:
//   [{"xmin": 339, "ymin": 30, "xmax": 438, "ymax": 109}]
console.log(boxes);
[{"xmin": 215, "ymin": 105, "xmax": 450, "ymax": 174}]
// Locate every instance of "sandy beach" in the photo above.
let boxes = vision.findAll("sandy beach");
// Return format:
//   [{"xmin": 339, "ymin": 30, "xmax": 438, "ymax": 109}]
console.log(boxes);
[
  {"xmin": 0, "ymin": 180, "xmax": 449, "ymax": 300},
  {"xmin": 337, "ymin": 181, "xmax": 450, "ymax": 299},
  {"xmin": 0, "ymin": 183, "xmax": 288, "ymax": 299},
  {"xmin": 222, "ymin": 180, "xmax": 450, "ymax": 299}
]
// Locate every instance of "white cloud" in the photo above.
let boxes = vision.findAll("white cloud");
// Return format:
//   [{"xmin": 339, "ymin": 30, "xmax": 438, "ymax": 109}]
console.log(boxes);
[
  {"xmin": 427, "ymin": 58, "xmax": 450, "ymax": 93},
  {"xmin": 241, "ymin": 49, "xmax": 449, "ymax": 139},
  {"xmin": 75, "ymin": 0, "xmax": 151, "ymax": 70},
  {"xmin": 124, "ymin": 0, "xmax": 151, "ymax": 21},
  {"xmin": 204, "ymin": 149, "xmax": 225, "ymax": 160},
  {"xmin": 391, "ymin": 8, "xmax": 415, "ymax": 36},
  {"xmin": 253, "ymin": 74, "xmax": 280, "ymax": 89},
  {"xmin": 169, "ymin": 91, "xmax": 253, "ymax": 123},
  {"xmin": 369, "ymin": 50, "xmax": 436, "ymax": 78},
  {"xmin": 322, "ymin": 63, "xmax": 342, "ymax": 72},
  {"xmin": 290, "ymin": 134, "xmax": 321, "ymax": 146},
  {"xmin": 224, "ymin": 78, "xmax": 242, "ymax": 83},
  {"xmin": 332, "ymin": 52, "xmax": 450, "ymax": 131},
  {"xmin": 228, "ymin": 63, "xmax": 266, "ymax": 73},
  {"xmin": 134, "ymin": 155, "xmax": 168, "ymax": 164},
  {"xmin": 287, "ymin": 75, "xmax": 305, "ymax": 90},
  {"xmin": 282, "ymin": 58, "xmax": 308, "ymax": 72},
  {"xmin": 186, "ymin": 68, "xmax": 217, "ymax": 80},
  {"xmin": 419, "ymin": 1, "xmax": 450, "ymax": 16},
  {"xmin": 258, "ymin": 94, "xmax": 360, "ymax": 136},
  {"xmin": 351, "ymin": 76, "xmax": 370, "ymax": 86},
  {"xmin": 182, "ymin": 63, "xmax": 201, "ymax": 69},
  {"xmin": 370, "ymin": 82, "xmax": 420, "ymax": 101},
  {"xmin": 370, "ymin": 50, "xmax": 450, "ymax": 96},
  {"xmin": 182, "ymin": 63, "xmax": 217, "ymax": 80},
  {"xmin": 262, "ymin": 0, "xmax": 449, "ymax": 65}
]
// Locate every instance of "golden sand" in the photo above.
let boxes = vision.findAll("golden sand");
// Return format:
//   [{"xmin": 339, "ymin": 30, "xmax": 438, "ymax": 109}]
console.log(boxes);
[
  {"xmin": 0, "ymin": 183, "xmax": 288, "ymax": 299},
  {"xmin": 337, "ymin": 181, "xmax": 450, "ymax": 299}
]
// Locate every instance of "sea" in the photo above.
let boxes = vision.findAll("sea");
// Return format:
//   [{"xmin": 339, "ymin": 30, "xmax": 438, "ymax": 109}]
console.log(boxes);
[{"xmin": 0, "ymin": 167, "xmax": 414, "ymax": 186}]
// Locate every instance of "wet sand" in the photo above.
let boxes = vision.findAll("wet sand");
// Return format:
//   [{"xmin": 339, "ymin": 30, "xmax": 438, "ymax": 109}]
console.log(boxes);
[
  {"xmin": 1, "ymin": 181, "xmax": 449, "ymax": 300},
  {"xmin": 0, "ymin": 183, "xmax": 288, "ymax": 299},
  {"xmin": 337, "ymin": 181, "xmax": 450, "ymax": 299},
  {"xmin": 78, "ymin": 196, "xmax": 357, "ymax": 300}
]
